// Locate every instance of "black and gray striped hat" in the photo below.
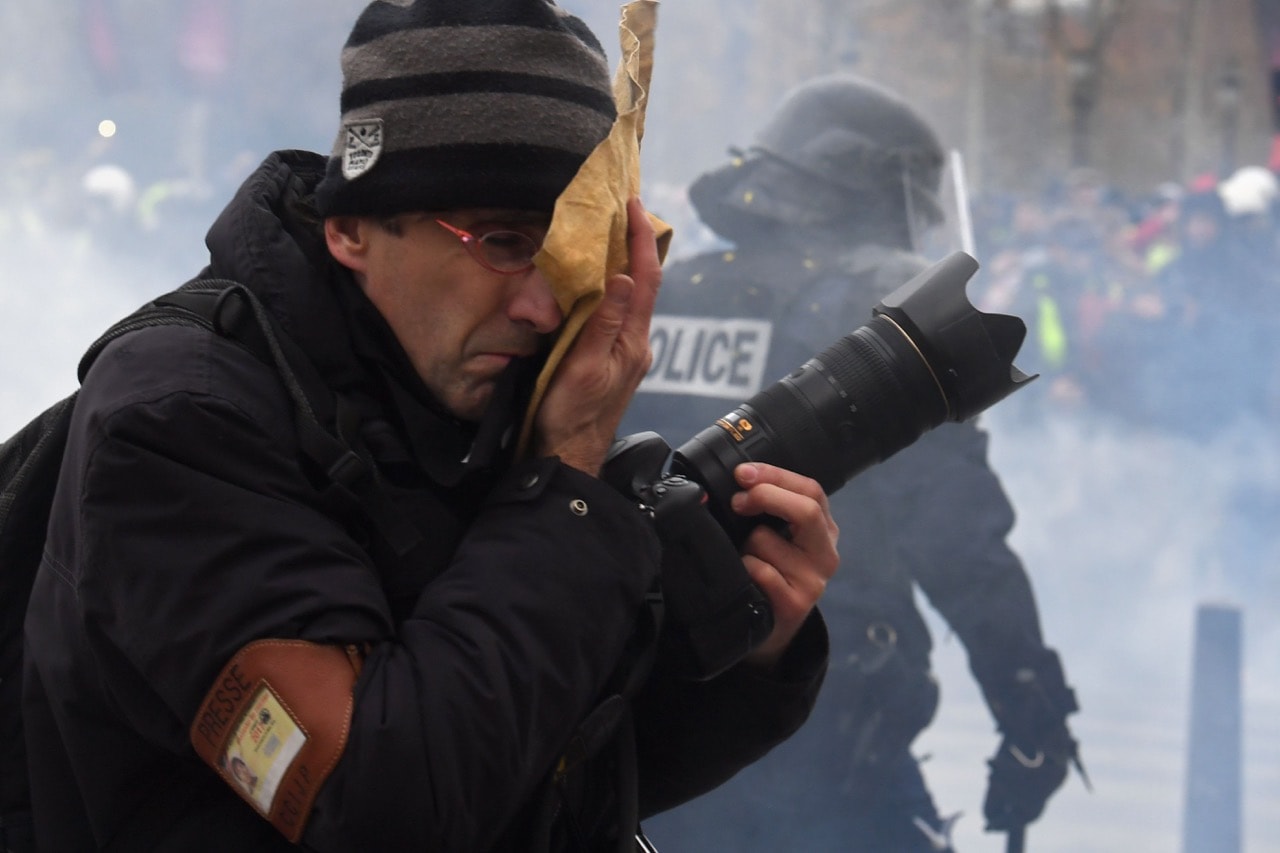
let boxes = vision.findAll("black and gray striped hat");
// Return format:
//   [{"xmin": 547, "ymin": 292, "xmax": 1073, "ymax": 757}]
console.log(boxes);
[{"xmin": 315, "ymin": 0, "xmax": 616, "ymax": 217}]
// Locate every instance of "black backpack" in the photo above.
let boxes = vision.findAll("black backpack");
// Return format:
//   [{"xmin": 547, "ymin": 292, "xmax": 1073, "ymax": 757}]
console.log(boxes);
[{"xmin": 0, "ymin": 279, "xmax": 409, "ymax": 852}]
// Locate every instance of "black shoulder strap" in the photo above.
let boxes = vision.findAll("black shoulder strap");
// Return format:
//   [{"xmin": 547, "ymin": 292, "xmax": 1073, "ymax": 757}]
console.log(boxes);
[
  {"xmin": 80, "ymin": 275, "xmax": 421, "ymax": 551},
  {"xmin": 153, "ymin": 281, "xmax": 423, "ymax": 556},
  {"xmin": 77, "ymin": 278, "xmax": 368, "ymax": 494},
  {"xmin": 76, "ymin": 280, "xmax": 220, "ymax": 382}
]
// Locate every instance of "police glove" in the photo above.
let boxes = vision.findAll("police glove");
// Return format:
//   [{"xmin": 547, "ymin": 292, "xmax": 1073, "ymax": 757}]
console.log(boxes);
[{"xmin": 982, "ymin": 722, "xmax": 1077, "ymax": 832}]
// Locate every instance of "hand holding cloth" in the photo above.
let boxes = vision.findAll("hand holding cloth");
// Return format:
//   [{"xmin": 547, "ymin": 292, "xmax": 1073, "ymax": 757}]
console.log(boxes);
[{"xmin": 518, "ymin": 0, "xmax": 672, "ymax": 455}]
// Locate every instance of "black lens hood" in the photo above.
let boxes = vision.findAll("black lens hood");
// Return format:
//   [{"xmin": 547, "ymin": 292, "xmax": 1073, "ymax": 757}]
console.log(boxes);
[{"xmin": 873, "ymin": 251, "xmax": 1036, "ymax": 422}]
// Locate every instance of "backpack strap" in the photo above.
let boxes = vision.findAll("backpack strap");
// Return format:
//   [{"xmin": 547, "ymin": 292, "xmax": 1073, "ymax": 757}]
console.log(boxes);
[
  {"xmin": 149, "ymin": 280, "xmax": 423, "ymax": 557},
  {"xmin": 76, "ymin": 277, "xmax": 422, "ymax": 557},
  {"xmin": 77, "ymin": 280, "xmax": 224, "ymax": 381}
]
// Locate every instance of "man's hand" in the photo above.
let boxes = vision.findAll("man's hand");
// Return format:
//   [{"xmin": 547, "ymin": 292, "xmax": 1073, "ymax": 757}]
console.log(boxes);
[
  {"xmin": 536, "ymin": 197, "xmax": 661, "ymax": 475},
  {"xmin": 731, "ymin": 463, "xmax": 839, "ymax": 669}
]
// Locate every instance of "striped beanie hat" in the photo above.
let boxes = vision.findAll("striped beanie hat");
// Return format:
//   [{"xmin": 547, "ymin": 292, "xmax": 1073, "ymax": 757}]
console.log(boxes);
[{"xmin": 315, "ymin": 0, "xmax": 617, "ymax": 217}]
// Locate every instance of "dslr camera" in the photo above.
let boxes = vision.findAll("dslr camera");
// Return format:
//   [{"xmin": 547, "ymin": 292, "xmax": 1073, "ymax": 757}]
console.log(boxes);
[{"xmin": 603, "ymin": 251, "xmax": 1035, "ymax": 680}]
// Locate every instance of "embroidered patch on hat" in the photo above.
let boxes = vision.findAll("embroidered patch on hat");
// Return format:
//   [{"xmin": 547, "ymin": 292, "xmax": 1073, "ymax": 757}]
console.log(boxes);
[{"xmin": 342, "ymin": 119, "xmax": 384, "ymax": 180}]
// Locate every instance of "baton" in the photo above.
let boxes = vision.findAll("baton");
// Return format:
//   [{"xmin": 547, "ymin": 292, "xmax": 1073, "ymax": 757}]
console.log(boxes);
[{"xmin": 948, "ymin": 148, "xmax": 976, "ymax": 257}]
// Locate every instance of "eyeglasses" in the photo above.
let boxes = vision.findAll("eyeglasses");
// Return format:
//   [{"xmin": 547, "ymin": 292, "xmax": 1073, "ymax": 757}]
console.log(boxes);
[{"xmin": 434, "ymin": 219, "xmax": 542, "ymax": 275}]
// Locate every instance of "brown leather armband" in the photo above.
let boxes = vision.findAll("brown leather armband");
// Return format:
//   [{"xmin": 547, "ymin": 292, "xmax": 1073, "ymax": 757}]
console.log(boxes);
[{"xmin": 190, "ymin": 640, "xmax": 365, "ymax": 842}]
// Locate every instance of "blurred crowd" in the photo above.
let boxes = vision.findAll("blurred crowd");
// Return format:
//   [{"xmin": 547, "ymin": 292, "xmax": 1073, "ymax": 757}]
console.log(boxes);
[
  {"xmin": 0, "ymin": 0, "xmax": 346, "ymax": 291},
  {"xmin": 968, "ymin": 162, "xmax": 1280, "ymax": 442},
  {"xmin": 0, "ymin": 137, "xmax": 258, "ymax": 287},
  {"xmin": 4, "ymin": 115, "xmax": 1279, "ymax": 448},
  {"xmin": 4, "ymin": 1, "xmax": 1277, "ymax": 446}
]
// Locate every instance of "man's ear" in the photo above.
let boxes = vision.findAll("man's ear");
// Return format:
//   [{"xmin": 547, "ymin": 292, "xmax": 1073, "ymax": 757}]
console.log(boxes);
[{"xmin": 325, "ymin": 216, "xmax": 369, "ymax": 273}]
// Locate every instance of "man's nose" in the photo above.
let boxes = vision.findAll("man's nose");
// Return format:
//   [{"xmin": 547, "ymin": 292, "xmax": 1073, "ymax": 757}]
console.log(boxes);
[{"xmin": 507, "ymin": 267, "xmax": 564, "ymax": 333}]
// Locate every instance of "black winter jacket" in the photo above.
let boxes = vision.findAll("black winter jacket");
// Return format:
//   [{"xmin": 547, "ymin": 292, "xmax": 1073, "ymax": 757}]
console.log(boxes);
[{"xmin": 22, "ymin": 151, "xmax": 827, "ymax": 852}]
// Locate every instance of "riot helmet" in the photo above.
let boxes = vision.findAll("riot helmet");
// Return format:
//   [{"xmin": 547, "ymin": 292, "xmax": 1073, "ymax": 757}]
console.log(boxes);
[{"xmin": 689, "ymin": 73, "xmax": 947, "ymax": 250}]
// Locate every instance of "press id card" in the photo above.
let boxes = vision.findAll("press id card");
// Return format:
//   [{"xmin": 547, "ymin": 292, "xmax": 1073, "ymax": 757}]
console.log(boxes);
[{"xmin": 218, "ymin": 685, "xmax": 307, "ymax": 814}]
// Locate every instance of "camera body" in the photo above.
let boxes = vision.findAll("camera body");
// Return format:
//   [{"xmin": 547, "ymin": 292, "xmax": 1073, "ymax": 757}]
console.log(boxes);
[
  {"xmin": 606, "ymin": 251, "xmax": 1034, "ymax": 678},
  {"xmin": 604, "ymin": 430, "xmax": 773, "ymax": 681}
]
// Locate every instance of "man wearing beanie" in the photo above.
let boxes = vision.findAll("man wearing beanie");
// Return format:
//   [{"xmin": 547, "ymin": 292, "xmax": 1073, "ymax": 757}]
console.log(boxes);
[{"xmin": 19, "ymin": 2, "xmax": 837, "ymax": 852}]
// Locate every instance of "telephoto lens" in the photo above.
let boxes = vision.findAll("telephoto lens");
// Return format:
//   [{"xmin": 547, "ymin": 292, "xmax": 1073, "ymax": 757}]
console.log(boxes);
[{"xmin": 669, "ymin": 251, "xmax": 1035, "ymax": 545}]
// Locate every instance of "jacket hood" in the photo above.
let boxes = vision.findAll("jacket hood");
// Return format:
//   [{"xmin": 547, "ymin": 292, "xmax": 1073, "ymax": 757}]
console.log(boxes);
[{"xmin": 203, "ymin": 150, "xmax": 358, "ymax": 385}]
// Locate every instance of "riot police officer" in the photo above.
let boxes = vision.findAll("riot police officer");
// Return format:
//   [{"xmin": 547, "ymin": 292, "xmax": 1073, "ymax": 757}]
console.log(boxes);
[{"xmin": 626, "ymin": 74, "xmax": 1082, "ymax": 852}]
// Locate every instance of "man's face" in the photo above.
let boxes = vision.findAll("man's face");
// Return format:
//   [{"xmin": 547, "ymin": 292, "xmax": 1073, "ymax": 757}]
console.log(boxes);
[{"xmin": 326, "ymin": 209, "xmax": 562, "ymax": 422}]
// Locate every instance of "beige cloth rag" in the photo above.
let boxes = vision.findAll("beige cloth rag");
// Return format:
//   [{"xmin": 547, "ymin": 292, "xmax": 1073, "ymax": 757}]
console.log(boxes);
[{"xmin": 517, "ymin": 0, "xmax": 673, "ymax": 457}]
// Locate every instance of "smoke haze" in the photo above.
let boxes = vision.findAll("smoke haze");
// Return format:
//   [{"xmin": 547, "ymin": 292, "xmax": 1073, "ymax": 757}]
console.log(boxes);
[{"xmin": 3, "ymin": 2, "xmax": 1278, "ymax": 850}]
